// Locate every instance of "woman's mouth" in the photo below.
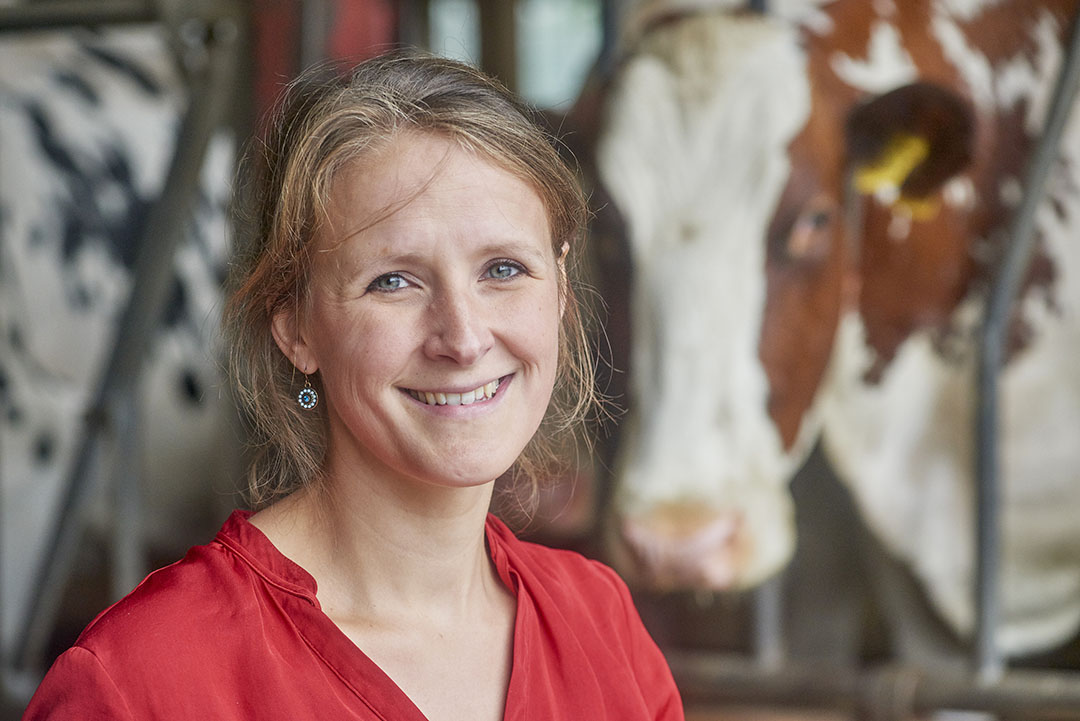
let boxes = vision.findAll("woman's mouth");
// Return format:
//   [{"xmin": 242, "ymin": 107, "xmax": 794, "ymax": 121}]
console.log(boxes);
[{"xmin": 405, "ymin": 377, "xmax": 503, "ymax": 406}]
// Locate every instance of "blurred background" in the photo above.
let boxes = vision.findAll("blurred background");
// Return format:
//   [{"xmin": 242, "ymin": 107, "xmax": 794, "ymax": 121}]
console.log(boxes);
[{"xmin": 4, "ymin": 1, "xmax": 1080, "ymax": 720}]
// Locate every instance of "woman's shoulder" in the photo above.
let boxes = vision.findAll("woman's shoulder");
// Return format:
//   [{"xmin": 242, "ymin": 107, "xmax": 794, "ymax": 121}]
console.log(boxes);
[
  {"xmin": 75, "ymin": 510, "xmax": 313, "ymax": 662},
  {"xmin": 24, "ymin": 511, "xmax": 338, "ymax": 719},
  {"xmin": 75, "ymin": 536, "xmax": 236, "ymax": 649}
]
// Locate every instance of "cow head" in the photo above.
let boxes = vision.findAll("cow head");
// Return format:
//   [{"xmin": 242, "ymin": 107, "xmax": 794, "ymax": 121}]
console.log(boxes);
[{"xmin": 593, "ymin": 8, "xmax": 975, "ymax": 591}]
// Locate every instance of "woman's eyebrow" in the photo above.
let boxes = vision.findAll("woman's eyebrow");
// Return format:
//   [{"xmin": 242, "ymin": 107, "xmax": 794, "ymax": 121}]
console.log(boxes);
[
  {"xmin": 471, "ymin": 241, "xmax": 549, "ymax": 261},
  {"xmin": 357, "ymin": 241, "xmax": 548, "ymax": 264}
]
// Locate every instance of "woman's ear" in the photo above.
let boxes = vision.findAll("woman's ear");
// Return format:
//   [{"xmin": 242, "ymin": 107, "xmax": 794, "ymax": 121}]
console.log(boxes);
[{"xmin": 271, "ymin": 305, "xmax": 319, "ymax": 374}]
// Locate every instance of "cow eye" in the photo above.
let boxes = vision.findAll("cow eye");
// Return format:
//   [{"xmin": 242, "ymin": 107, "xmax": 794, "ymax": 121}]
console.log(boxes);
[
  {"xmin": 787, "ymin": 195, "xmax": 837, "ymax": 262},
  {"xmin": 809, "ymin": 210, "xmax": 831, "ymax": 229}
]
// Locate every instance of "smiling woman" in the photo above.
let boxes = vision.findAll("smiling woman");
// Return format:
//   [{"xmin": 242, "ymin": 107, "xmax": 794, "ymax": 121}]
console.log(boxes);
[
  {"xmin": 22, "ymin": 51, "xmax": 684, "ymax": 721},
  {"xmin": 271, "ymin": 131, "xmax": 563, "ymax": 496},
  {"xmin": 229, "ymin": 52, "xmax": 597, "ymax": 513}
]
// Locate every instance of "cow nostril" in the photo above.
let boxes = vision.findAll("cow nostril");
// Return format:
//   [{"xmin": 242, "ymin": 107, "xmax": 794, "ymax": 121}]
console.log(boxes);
[{"xmin": 620, "ymin": 506, "xmax": 744, "ymax": 590}]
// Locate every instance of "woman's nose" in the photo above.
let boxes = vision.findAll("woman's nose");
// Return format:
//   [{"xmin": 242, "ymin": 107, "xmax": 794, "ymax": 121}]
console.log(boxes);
[{"xmin": 423, "ymin": 290, "xmax": 493, "ymax": 365}]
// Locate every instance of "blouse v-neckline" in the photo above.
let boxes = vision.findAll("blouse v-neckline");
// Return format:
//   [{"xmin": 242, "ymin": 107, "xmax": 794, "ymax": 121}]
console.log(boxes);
[{"xmin": 217, "ymin": 510, "xmax": 525, "ymax": 721}]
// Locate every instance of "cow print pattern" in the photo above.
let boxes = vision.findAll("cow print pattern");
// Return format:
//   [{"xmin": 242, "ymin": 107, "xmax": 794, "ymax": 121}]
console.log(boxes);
[{"xmin": 0, "ymin": 26, "xmax": 237, "ymax": 650}]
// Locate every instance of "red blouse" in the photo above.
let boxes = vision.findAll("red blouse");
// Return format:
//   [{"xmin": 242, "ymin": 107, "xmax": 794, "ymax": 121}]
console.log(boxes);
[{"xmin": 23, "ymin": 511, "xmax": 683, "ymax": 720}]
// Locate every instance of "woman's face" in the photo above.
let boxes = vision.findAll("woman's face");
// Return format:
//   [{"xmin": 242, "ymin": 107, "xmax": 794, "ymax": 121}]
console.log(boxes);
[{"xmin": 275, "ymin": 132, "xmax": 562, "ymax": 491}]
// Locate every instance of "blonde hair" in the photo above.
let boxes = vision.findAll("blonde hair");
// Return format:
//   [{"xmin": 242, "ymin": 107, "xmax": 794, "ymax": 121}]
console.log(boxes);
[{"xmin": 223, "ymin": 50, "xmax": 598, "ymax": 512}]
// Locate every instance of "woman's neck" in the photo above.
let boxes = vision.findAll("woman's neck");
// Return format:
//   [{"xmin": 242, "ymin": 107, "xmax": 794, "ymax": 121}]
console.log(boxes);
[
  {"xmin": 250, "ymin": 465, "xmax": 502, "ymax": 625},
  {"xmin": 250, "ymin": 467, "xmax": 518, "ymax": 721}
]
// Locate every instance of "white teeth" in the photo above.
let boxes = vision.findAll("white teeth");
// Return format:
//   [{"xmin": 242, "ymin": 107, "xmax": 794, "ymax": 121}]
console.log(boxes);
[{"xmin": 410, "ymin": 379, "xmax": 500, "ymax": 406}]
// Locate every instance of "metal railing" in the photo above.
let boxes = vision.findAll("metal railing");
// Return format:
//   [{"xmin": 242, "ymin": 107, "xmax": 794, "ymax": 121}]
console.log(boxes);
[{"xmin": 975, "ymin": 0, "xmax": 1080, "ymax": 685}]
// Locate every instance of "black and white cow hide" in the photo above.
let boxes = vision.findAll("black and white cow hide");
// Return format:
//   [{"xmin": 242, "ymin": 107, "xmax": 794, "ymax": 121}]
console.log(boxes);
[{"xmin": 0, "ymin": 26, "xmax": 239, "ymax": 652}]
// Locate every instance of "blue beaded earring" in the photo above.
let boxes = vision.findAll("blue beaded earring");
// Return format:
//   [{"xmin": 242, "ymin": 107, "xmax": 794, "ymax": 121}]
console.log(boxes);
[{"xmin": 297, "ymin": 376, "xmax": 319, "ymax": 410}]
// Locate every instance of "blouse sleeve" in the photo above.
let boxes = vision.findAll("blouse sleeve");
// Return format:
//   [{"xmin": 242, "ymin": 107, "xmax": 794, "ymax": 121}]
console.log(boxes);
[
  {"xmin": 594, "ymin": 561, "xmax": 685, "ymax": 721},
  {"xmin": 22, "ymin": 646, "xmax": 135, "ymax": 721}
]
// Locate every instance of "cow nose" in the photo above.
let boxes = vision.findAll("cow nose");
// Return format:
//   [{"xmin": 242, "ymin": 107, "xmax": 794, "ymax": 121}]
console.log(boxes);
[{"xmin": 620, "ymin": 506, "xmax": 744, "ymax": 590}]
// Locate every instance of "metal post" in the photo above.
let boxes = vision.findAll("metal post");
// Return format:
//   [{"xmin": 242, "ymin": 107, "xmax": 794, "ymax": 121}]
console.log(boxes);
[
  {"xmin": 0, "ymin": 1, "xmax": 155, "ymax": 32},
  {"xmin": 397, "ymin": 0, "xmax": 431, "ymax": 49},
  {"xmin": 478, "ymin": 0, "xmax": 517, "ymax": 91},
  {"xmin": 974, "ymin": 7, "xmax": 1080, "ymax": 682},
  {"xmin": 596, "ymin": 0, "xmax": 619, "ymax": 75},
  {"xmin": 110, "ymin": 385, "xmax": 144, "ymax": 601},
  {"xmin": 752, "ymin": 575, "xmax": 785, "ymax": 670},
  {"xmin": 300, "ymin": 0, "xmax": 332, "ymax": 69}
]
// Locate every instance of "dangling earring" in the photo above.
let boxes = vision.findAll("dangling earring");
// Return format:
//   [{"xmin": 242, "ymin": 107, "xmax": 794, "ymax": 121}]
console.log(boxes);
[{"xmin": 297, "ymin": 376, "xmax": 319, "ymax": 410}]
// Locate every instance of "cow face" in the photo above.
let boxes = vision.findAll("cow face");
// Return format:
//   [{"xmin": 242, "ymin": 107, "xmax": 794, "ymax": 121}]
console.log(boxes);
[
  {"xmin": 594, "ymin": 7, "xmax": 978, "ymax": 592},
  {"xmin": 595, "ymin": 13, "xmax": 841, "ymax": 590}
]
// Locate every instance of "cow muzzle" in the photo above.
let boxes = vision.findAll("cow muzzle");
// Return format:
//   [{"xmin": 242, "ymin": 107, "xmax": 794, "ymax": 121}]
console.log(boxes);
[{"xmin": 620, "ymin": 503, "xmax": 746, "ymax": 590}]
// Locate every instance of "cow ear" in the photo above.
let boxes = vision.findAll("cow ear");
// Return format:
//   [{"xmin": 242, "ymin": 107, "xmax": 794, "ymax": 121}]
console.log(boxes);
[{"xmin": 845, "ymin": 82, "xmax": 974, "ymax": 214}]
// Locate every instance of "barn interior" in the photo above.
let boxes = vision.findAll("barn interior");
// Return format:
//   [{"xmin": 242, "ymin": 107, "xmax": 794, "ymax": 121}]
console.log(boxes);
[{"xmin": 4, "ymin": 1, "xmax": 1080, "ymax": 720}]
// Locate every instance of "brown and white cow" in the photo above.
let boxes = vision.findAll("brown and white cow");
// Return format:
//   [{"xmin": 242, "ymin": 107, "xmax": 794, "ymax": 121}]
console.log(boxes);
[{"xmin": 592, "ymin": 0, "xmax": 1080, "ymax": 657}]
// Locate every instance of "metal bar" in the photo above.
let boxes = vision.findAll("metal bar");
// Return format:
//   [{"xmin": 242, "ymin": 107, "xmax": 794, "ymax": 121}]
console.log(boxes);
[
  {"xmin": 8, "ymin": 405, "xmax": 108, "ymax": 672},
  {"xmin": 396, "ymin": 0, "xmax": 431, "ymax": 49},
  {"xmin": 670, "ymin": 651, "xmax": 858, "ymax": 712},
  {"xmin": 752, "ymin": 575, "xmax": 785, "ymax": 670},
  {"xmin": 0, "ymin": 1, "xmax": 155, "ymax": 32},
  {"xmin": 669, "ymin": 650, "xmax": 1080, "ymax": 720},
  {"xmin": 974, "ymin": 7, "xmax": 1080, "ymax": 682},
  {"xmin": 110, "ymin": 386, "xmax": 144, "ymax": 600},
  {"xmin": 13, "ymin": 8, "xmax": 241, "ymax": 673},
  {"xmin": 300, "ymin": 0, "xmax": 332, "ymax": 70},
  {"xmin": 478, "ymin": 0, "xmax": 517, "ymax": 92},
  {"xmin": 596, "ymin": 0, "xmax": 619, "ymax": 75}
]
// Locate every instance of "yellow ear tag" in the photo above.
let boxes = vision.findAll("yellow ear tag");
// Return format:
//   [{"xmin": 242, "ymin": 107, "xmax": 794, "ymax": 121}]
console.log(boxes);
[
  {"xmin": 854, "ymin": 133, "xmax": 930, "ymax": 195},
  {"xmin": 854, "ymin": 133, "xmax": 940, "ymax": 219},
  {"xmin": 895, "ymin": 194, "xmax": 941, "ymax": 221}
]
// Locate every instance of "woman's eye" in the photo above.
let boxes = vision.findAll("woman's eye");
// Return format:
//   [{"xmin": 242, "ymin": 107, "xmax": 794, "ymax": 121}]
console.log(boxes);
[
  {"xmin": 487, "ymin": 261, "xmax": 522, "ymax": 280},
  {"xmin": 368, "ymin": 273, "xmax": 411, "ymax": 292}
]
